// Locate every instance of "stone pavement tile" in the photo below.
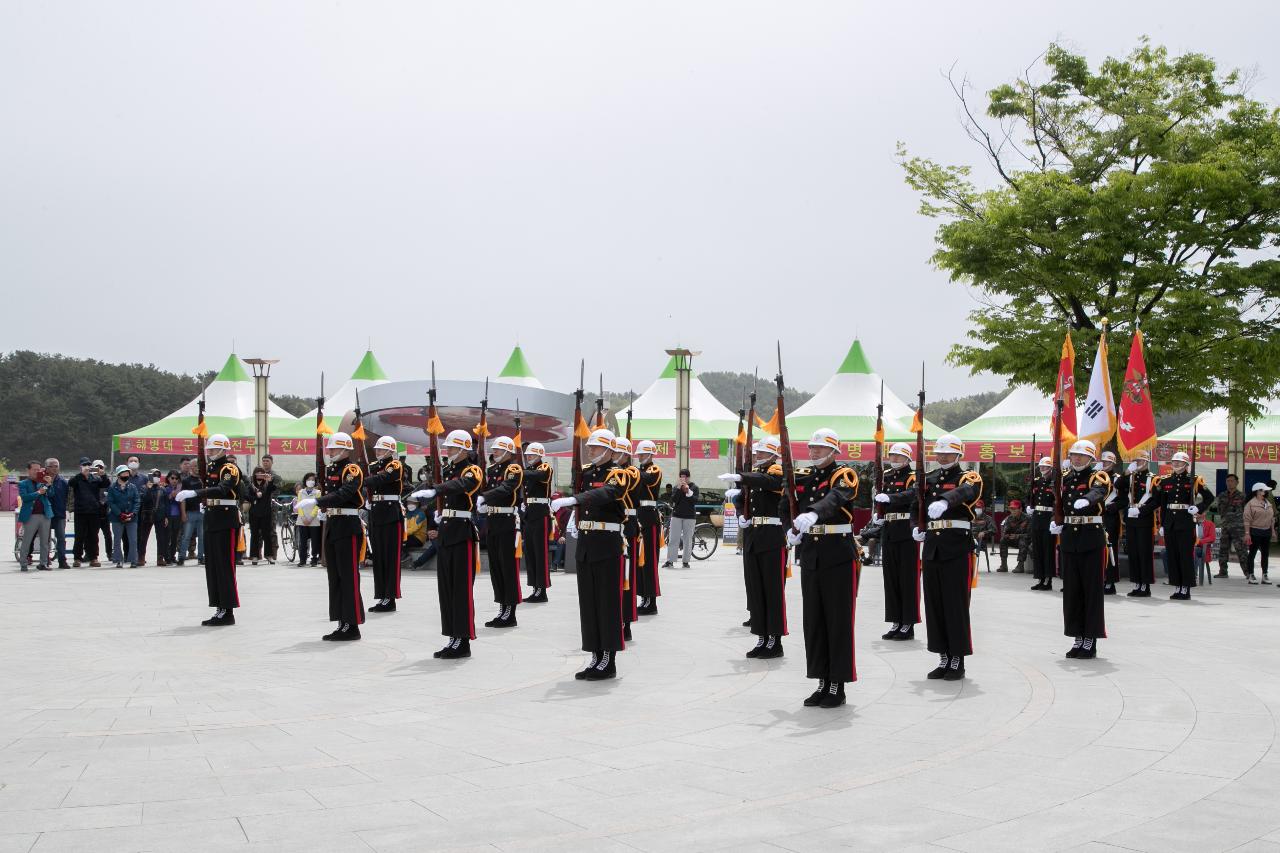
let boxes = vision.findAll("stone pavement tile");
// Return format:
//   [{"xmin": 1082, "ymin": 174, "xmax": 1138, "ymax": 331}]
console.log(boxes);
[
  {"xmin": 238, "ymin": 800, "xmax": 440, "ymax": 842},
  {"xmin": 1210, "ymin": 762, "xmax": 1280, "ymax": 809},
  {"xmin": 217, "ymin": 763, "xmax": 374, "ymax": 796},
  {"xmin": 0, "ymin": 837, "xmax": 38, "ymax": 853},
  {"xmin": 61, "ymin": 776, "xmax": 225, "ymax": 808},
  {"xmin": 28, "ymin": 816, "xmax": 246, "ymax": 853},
  {"xmin": 1070, "ymin": 768, "xmax": 1228, "ymax": 818},
  {"xmin": 1, "ymin": 802, "xmax": 142, "ymax": 834},
  {"xmin": 773, "ymin": 804, "xmax": 991, "ymax": 852},
  {"xmin": 934, "ymin": 802, "xmax": 1149, "ymax": 852},
  {"xmin": 1190, "ymin": 712, "xmax": 1277, "ymax": 744},
  {"xmin": 450, "ymin": 756, "xmax": 611, "ymax": 790},
  {"xmin": 142, "ymin": 789, "xmax": 323, "ymax": 824},
  {"xmin": 985, "ymin": 724, "xmax": 1108, "ymax": 759},
  {"xmin": 1104, "ymin": 799, "xmax": 1280, "ymax": 852},
  {"xmin": 1154, "ymin": 738, "xmax": 1270, "ymax": 779},
  {"xmin": 1231, "ymin": 843, "xmax": 1280, "ymax": 853},
  {"xmin": 609, "ymin": 806, "xmax": 840, "ymax": 852},
  {"xmin": 785, "ymin": 775, "xmax": 969, "ymax": 822},
  {"xmin": 539, "ymin": 782, "xmax": 742, "ymax": 831},
  {"xmin": 1094, "ymin": 718, "xmax": 1194, "ymax": 752},
  {"xmin": 307, "ymin": 774, "xmax": 481, "ymax": 809},
  {"xmin": 498, "ymin": 834, "xmax": 645, "ymax": 852},
  {"xmin": 413, "ymin": 779, "xmax": 598, "ymax": 821},
  {"xmin": 1026, "ymin": 744, "xmax": 1162, "ymax": 785},
  {"xmin": 930, "ymin": 772, "xmax": 1102, "ymax": 822},
  {"xmin": 1117, "ymin": 693, "xmax": 1199, "ymax": 722},
  {"xmin": 0, "ymin": 783, "xmax": 73, "ymax": 812},
  {"xmin": 357, "ymin": 807, "xmax": 583, "ymax": 850},
  {"xmin": 78, "ymin": 755, "xmax": 217, "ymax": 781}
]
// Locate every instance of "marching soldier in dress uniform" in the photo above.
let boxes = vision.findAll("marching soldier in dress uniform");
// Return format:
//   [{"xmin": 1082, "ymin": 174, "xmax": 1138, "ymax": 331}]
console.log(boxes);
[
  {"xmin": 364, "ymin": 436, "xmax": 407, "ymax": 613},
  {"xmin": 551, "ymin": 428, "xmax": 629, "ymax": 681},
  {"xmin": 787, "ymin": 428, "xmax": 860, "ymax": 709},
  {"xmin": 480, "ymin": 436, "xmax": 524, "ymax": 628},
  {"xmin": 632, "ymin": 440, "xmax": 664, "ymax": 615},
  {"xmin": 521, "ymin": 442, "xmax": 554, "ymax": 603},
  {"xmin": 1048, "ymin": 440, "xmax": 1109, "ymax": 658},
  {"xmin": 1098, "ymin": 450, "xmax": 1121, "ymax": 595},
  {"xmin": 912, "ymin": 434, "xmax": 983, "ymax": 681},
  {"xmin": 719, "ymin": 435, "xmax": 789, "ymax": 658},
  {"xmin": 411, "ymin": 430, "xmax": 483, "ymax": 658},
  {"xmin": 296, "ymin": 432, "xmax": 366, "ymax": 641},
  {"xmin": 1027, "ymin": 456, "xmax": 1057, "ymax": 591},
  {"xmin": 173, "ymin": 433, "xmax": 241, "ymax": 626},
  {"xmin": 872, "ymin": 442, "xmax": 921, "ymax": 641},
  {"xmin": 1116, "ymin": 449, "xmax": 1158, "ymax": 596},
  {"xmin": 612, "ymin": 437, "xmax": 640, "ymax": 642},
  {"xmin": 1152, "ymin": 450, "xmax": 1215, "ymax": 600}
]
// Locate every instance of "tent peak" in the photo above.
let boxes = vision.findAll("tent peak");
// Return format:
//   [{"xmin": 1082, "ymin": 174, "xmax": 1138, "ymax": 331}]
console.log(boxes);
[
  {"xmin": 658, "ymin": 355, "xmax": 683, "ymax": 380},
  {"xmin": 350, "ymin": 350, "xmax": 388, "ymax": 382},
  {"xmin": 498, "ymin": 345, "xmax": 537, "ymax": 379},
  {"xmin": 213, "ymin": 354, "xmax": 251, "ymax": 383},
  {"xmin": 835, "ymin": 340, "xmax": 873, "ymax": 375}
]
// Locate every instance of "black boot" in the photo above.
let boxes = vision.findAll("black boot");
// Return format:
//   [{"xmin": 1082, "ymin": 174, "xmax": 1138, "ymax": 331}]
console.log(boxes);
[
  {"xmin": 1066, "ymin": 638, "xmax": 1083, "ymax": 658},
  {"xmin": 895, "ymin": 624, "xmax": 915, "ymax": 641},
  {"xmin": 803, "ymin": 680, "xmax": 827, "ymax": 706},
  {"xmin": 1030, "ymin": 580, "xmax": 1046, "ymax": 590},
  {"xmin": 758, "ymin": 636, "xmax": 784, "ymax": 659},
  {"xmin": 943, "ymin": 655, "xmax": 966, "ymax": 680},
  {"xmin": 498, "ymin": 605, "xmax": 517, "ymax": 628},
  {"xmin": 623, "ymin": 623, "xmax": 632, "ymax": 641},
  {"xmin": 819, "ymin": 681, "xmax": 846, "ymax": 708},
  {"xmin": 881, "ymin": 623, "xmax": 901, "ymax": 640},
  {"xmin": 330, "ymin": 623, "xmax": 361, "ymax": 642},
  {"xmin": 1077, "ymin": 638, "xmax": 1097, "ymax": 659},
  {"xmin": 440, "ymin": 637, "xmax": 471, "ymax": 658},
  {"xmin": 523, "ymin": 589, "xmax": 541, "ymax": 603},
  {"xmin": 575, "ymin": 653, "xmax": 600, "ymax": 680},
  {"xmin": 585, "ymin": 650, "xmax": 616, "ymax": 680},
  {"xmin": 433, "ymin": 639, "xmax": 456, "ymax": 658},
  {"xmin": 1104, "ymin": 583, "xmax": 1116, "ymax": 595},
  {"xmin": 927, "ymin": 654, "xmax": 950, "ymax": 679},
  {"xmin": 202, "ymin": 609, "xmax": 234, "ymax": 627},
  {"xmin": 746, "ymin": 637, "xmax": 766, "ymax": 658}
]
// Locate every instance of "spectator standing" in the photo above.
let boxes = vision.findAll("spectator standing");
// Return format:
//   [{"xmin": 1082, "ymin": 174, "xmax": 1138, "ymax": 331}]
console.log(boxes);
[
  {"xmin": 177, "ymin": 458, "xmax": 205, "ymax": 566},
  {"xmin": 106, "ymin": 464, "xmax": 141, "ymax": 567},
  {"xmin": 293, "ymin": 474, "xmax": 323, "ymax": 566},
  {"xmin": 1211, "ymin": 474, "xmax": 1248, "ymax": 578},
  {"xmin": 663, "ymin": 469, "xmax": 699, "ymax": 569},
  {"xmin": 260, "ymin": 455, "xmax": 283, "ymax": 556},
  {"xmin": 92, "ymin": 460, "xmax": 114, "ymax": 557},
  {"xmin": 1244, "ymin": 483, "xmax": 1276, "ymax": 585},
  {"xmin": 43, "ymin": 457, "xmax": 70, "ymax": 568},
  {"xmin": 68, "ymin": 456, "xmax": 105, "ymax": 567},
  {"xmin": 135, "ymin": 469, "xmax": 164, "ymax": 565},
  {"xmin": 246, "ymin": 466, "xmax": 278, "ymax": 564},
  {"xmin": 154, "ymin": 471, "xmax": 184, "ymax": 565},
  {"xmin": 18, "ymin": 461, "xmax": 54, "ymax": 571},
  {"xmin": 999, "ymin": 500, "xmax": 1031, "ymax": 573}
]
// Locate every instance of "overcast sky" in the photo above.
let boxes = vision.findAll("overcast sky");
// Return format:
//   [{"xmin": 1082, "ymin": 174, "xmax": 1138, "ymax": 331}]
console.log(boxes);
[{"xmin": 4, "ymin": 2, "xmax": 1278, "ymax": 400}]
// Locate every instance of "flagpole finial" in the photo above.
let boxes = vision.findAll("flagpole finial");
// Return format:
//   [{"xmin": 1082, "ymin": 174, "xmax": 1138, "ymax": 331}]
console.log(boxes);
[{"xmin": 1100, "ymin": 316, "xmax": 1109, "ymax": 328}]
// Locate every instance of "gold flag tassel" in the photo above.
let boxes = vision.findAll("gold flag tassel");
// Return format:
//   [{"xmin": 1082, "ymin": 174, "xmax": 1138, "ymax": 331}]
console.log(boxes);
[
  {"xmin": 514, "ymin": 531, "xmax": 523, "ymax": 559},
  {"xmin": 969, "ymin": 553, "xmax": 978, "ymax": 589}
]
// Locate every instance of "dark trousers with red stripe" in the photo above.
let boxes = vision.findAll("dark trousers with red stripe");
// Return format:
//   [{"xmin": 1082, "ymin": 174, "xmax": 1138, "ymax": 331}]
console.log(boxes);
[
  {"xmin": 922, "ymin": 556, "xmax": 972, "ymax": 656},
  {"xmin": 800, "ymin": 553, "xmax": 857, "ymax": 683},
  {"xmin": 1061, "ymin": 547, "xmax": 1107, "ymax": 638},
  {"xmin": 204, "ymin": 527, "xmax": 240, "ymax": 610},
  {"xmin": 636, "ymin": 522, "xmax": 662, "ymax": 600},
  {"xmin": 438, "ymin": 540, "xmax": 476, "ymax": 639},
  {"xmin": 1166, "ymin": 524, "xmax": 1197, "ymax": 588},
  {"xmin": 621, "ymin": 536, "xmax": 638, "ymax": 627},
  {"xmin": 1126, "ymin": 524, "xmax": 1156, "ymax": 584},
  {"xmin": 369, "ymin": 521, "xmax": 403, "ymax": 600},
  {"xmin": 1031, "ymin": 525, "xmax": 1056, "ymax": 580},
  {"xmin": 324, "ymin": 532, "xmax": 365, "ymax": 626},
  {"xmin": 1103, "ymin": 514, "xmax": 1121, "ymax": 584},
  {"xmin": 577, "ymin": 541, "xmax": 625, "ymax": 653},
  {"xmin": 523, "ymin": 510, "xmax": 551, "ymax": 589},
  {"xmin": 882, "ymin": 537, "xmax": 920, "ymax": 625},
  {"xmin": 485, "ymin": 520, "xmax": 521, "ymax": 607},
  {"xmin": 745, "ymin": 546, "xmax": 788, "ymax": 638}
]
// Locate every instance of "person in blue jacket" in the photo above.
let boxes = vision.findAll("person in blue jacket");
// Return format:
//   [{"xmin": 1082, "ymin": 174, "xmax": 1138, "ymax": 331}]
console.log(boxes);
[
  {"xmin": 18, "ymin": 461, "xmax": 55, "ymax": 571},
  {"xmin": 106, "ymin": 465, "xmax": 142, "ymax": 568}
]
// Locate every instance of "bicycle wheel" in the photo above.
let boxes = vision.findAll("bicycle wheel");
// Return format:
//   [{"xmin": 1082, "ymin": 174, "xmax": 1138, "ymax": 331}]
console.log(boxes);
[
  {"xmin": 279, "ymin": 522, "xmax": 296, "ymax": 563},
  {"xmin": 691, "ymin": 522, "xmax": 719, "ymax": 560}
]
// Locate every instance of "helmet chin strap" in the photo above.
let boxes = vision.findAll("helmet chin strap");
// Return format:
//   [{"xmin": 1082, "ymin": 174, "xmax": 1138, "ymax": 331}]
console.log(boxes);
[{"xmin": 890, "ymin": 460, "xmax": 907, "ymax": 469}]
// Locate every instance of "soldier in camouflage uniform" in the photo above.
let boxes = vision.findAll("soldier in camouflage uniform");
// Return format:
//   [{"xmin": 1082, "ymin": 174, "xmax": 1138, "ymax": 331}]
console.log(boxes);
[{"xmin": 1212, "ymin": 474, "xmax": 1248, "ymax": 579}]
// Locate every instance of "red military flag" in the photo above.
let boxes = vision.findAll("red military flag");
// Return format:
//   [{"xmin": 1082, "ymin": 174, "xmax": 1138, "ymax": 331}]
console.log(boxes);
[
  {"xmin": 1117, "ymin": 329, "xmax": 1157, "ymax": 461},
  {"xmin": 1054, "ymin": 330, "xmax": 1079, "ymax": 452}
]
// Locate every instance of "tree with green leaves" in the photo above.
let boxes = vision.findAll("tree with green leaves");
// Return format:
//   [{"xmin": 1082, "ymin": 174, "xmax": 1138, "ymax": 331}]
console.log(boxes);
[{"xmin": 900, "ymin": 39, "xmax": 1280, "ymax": 419}]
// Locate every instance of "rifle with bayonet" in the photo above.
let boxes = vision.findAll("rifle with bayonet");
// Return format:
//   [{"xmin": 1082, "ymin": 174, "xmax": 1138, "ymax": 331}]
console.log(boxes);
[
  {"xmin": 594, "ymin": 374, "xmax": 605, "ymax": 429},
  {"xmin": 776, "ymin": 343, "xmax": 800, "ymax": 534},
  {"xmin": 874, "ymin": 379, "xmax": 885, "ymax": 517},
  {"xmin": 476, "ymin": 377, "xmax": 490, "ymax": 470},
  {"xmin": 314, "ymin": 374, "xmax": 325, "ymax": 488},
  {"xmin": 915, "ymin": 364, "xmax": 927, "ymax": 532},
  {"xmin": 353, "ymin": 387, "xmax": 370, "ymax": 475},
  {"xmin": 744, "ymin": 376, "xmax": 756, "ymax": 522},
  {"xmin": 426, "ymin": 363, "xmax": 444, "ymax": 514}
]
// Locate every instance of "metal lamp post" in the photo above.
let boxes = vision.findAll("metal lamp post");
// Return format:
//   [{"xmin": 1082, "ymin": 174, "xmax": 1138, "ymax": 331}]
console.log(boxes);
[{"xmin": 244, "ymin": 358, "xmax": 278, "ymax": 472}]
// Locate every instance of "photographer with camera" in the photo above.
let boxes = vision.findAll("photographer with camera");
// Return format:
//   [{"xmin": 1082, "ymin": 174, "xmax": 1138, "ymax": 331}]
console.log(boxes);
[
  {"xmin": 68, "ymin": 456, "xmax": 106, "ymax": 567},
  {"xmin": 18, "ymin": 461, "xmax": 55, "ymax": 570},
  {"xmin": 43, "ymin": 458, "xmax": 70, "ymax": 569}
]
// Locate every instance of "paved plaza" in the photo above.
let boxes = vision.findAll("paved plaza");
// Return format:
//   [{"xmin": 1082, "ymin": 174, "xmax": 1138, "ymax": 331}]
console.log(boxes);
[{"xmin": 4, "ymin": 517, "xmax": 1280, "ymax": 852}]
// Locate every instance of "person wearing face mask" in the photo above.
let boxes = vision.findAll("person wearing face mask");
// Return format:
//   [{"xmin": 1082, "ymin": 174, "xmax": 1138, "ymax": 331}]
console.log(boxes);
[
  {"xmin": 68, "ymin": 456, "xmax": 105, "ymax": 567},
  {"xmin": 295, "ymin": 433, "xmax": 366, "ymax": 640},
  {"xmin": 1027, "ymin": 456, "xmax": 1057, "ymax": 591},
  {"xmin": 1047, "ymin": 440, "xmax": 1110, "ymax": 658},
  {"xmin": 479, "ymin": 435, "xmax": 526, "ymax": 628},
  {"xmin": 719, "ymin": 435, "xmax": 789, "ymax": 658},
  {"xmin": 784, "ymin": 428, "xmax": 860, "ymax": 708},
  {"xmin": 172, "ymin": 434, "xmax": 243, "ymax": 626},
  {"xmin": 632, "ymin": 440, "xmax": 664, "ymax": 615},
  {"xmin": 410, "ymin": 429, "xmax": 484, "ymax": 659},
  {"xmin": 246, "ymin": 466, "xmax": 279, "ymax": 565},
  {"xmin": 293, "ymin": 474, "xmax": 324, "ymax": 566},
  {"xmin": 1152, "ymin": 450, "xmax": 1215, "ymax": 600},
  {"xmin": 870, "ymin": 442, "xmax": 921, "ymax": 641},
  {"xmin": 913, "ymin": 434, "xmax": 983, "ymax": 682},
  {"xmin": 363, "ymin": 437, "xmax": 409, "ymax": 613},
  {"xmin": 1115, "ymin": 449, "xmax": 1158, "ymax": 596},
  {"xmin": 550, "ymin": 429, "xmax": 630, "ymax": 681},
  {"xmin": 1097, "ymin": 451, "xmax": 1121, "ymax": 595},
  {"xmin": 135, "ymin": 468, "xmax": 164, "ymax": 566},
  {"xmin": 970, "ymin": 500, "xmax": 996, "ymax": 563},
  {"xmin": 106, "ymin": 464, "xmax": 142, "ymax": 567},
  {"xmin": 520, "ymin": 442, "xmax": 554, "ymax": 604}
]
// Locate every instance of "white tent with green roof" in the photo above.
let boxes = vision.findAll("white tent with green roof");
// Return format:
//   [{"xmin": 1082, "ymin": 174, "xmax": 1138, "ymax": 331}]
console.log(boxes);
[
  {"xmin": 115, "ymin": 354, "xmax": 296, "ymax": 453},
  {"xmin": 298, "ymin": 349, "xmax": 390, "ymax": 420},
  {"xmin": 495, "ymin": 345, "xmax": 544, "ymax": 389},
  {"xmin": 786, "ymin": 339, "xmax": 941, "ymax": 442},
  {"xmin": 1160, "ymin": 402, "xmax": 1280, "ymax": 450},
  {"xmin": 619, "ymin": 355, "xmax": 740, "ymax": 440}
]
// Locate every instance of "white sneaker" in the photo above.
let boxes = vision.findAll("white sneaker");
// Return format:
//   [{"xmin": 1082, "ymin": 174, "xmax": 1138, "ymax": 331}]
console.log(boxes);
[{"xmin": 1248, "ymin": 575, "xmax": 1259, "ymax": 585}]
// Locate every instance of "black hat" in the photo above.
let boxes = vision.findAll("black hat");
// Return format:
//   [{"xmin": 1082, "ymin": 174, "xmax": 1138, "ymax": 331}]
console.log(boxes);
[{"xmin": 79, "ymin": 456, "xmax": 91, "ymax": 466}]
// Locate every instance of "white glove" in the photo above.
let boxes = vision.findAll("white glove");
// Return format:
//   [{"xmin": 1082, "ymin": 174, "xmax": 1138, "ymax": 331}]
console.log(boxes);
[
  {"xmin": 874, "ymin": 492, "xmax": 891, "ymax": 504},
  {"xmin": 295, "ymin": 498, "xmax": 317, "ymax": 512},
  {"xmin": 786, "ymin": 529, "xmax": 802, "ymax": 548},
  {"xmin": 911, "ymin": 527, "xmax": 926, "ymax": 543},
  {"xmin": 928, "ymin": 500, "xmax": 948, "ymax": 520},
  {"xmin": 1127, "ymin": 507, "xmax": 1139, "ymax": 518},
  {"xmin": 1186, "ymin": 505, "xmax": 1199, "ymax": 516},
  {"xmin": 793, "ymin": 511, "xmax": 818, "ymax": 534},
  {"xmin": 411, "ymin": 488, "xmax": 436, "ymax": 501},
  {"xmin": 717, "ymin": 473, "xmax": 741, "ymax": 483},
  {"xmin": 1073, "ymin": 498, "xmax": 1090, "ymax": 510},
  {"xmin": 1026, "ymin": 507, "xmax": 1034, "ymax": 516},
  {"xmin": 433, "ymin": 511, "xmax": 442, "ymax": 524},
  {"xmin": 475, "ymin": 497, "xmax": 488, "ymax": 514},
  {"xmin": 724, "ymin": 489, "xmax": 741, "ymax": 500},
  {"xmin": 550, "ymin": 496, "xmax": 577, "ymax": 512},
  {"xmin": 1158, "ymin": 526, "xmax": 1164, "ymax": 537},
  {"xmin": 1049, "ymin": 522, "xmax": 1063, "ymax": 535},
  {"xmin": 1126, "ymin": 462, "xmax": 1138, "ymax": 474},
  {"xmin": 174, "ymin": 489, "xmax": 197, "ymax": 502},
  {"xmin": 567, "ymin": 516, "xmax": 579, "ymax": 539}
]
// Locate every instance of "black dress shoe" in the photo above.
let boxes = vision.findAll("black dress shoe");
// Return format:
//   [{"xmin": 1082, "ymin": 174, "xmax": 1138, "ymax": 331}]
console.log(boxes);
[
  {"xmin": 440, "ymin": 640, "xmax": 471, "ymax": 658},
  {"xmin": 1066, "ymin": 646, "xmax": 1081, "ymax": 658},
  {"xmin": 1104, "ymin": 584, "xmax": 1117, "ymax": 595},
  {"xmin": 895, "ymin": 625, "xmax": 915, "ymax": 641},
  {"xmin": 433, "ymin": 641, "xmax": 454, "ymax": 658},
  {"xmin": 369, "ymin": 602, "xmax": 387, "ymax": 612},
  {"xmin": 623, "ymin": 624, "xmax": 632, "ymax": 641},
  {"xmin": 927, "ymin": 666, "xmax": 948, "ymax": 679},
  {"xmin": 202, "ymin": 612, "xmax": 234, "ymax": 626},
  {"xmin": 523, "ymin": 593, "xmax": 540, "ymax": 603},
  {"xmin": 331, "ymin": 626, "xmax": 361, "ymax": 641},
  {"xmin": 575, "ymin": 656, "xmax": 600, "ymax": 680},
  {"xmin": 322, "ymin": 628, "xmax": 341, "ymax": 640},
  {"xmin": 803, "ymin": 682, "xmax": 827, "ymax": 706},
  {"xmin": 757, "ymin": 640, "xmax": 784, "ymax": 659},
  {"xmin": 881, "ymin": 626, "xmax": 901, "ymax": 640},
  {"xmin": 1030, "ymin": 581, "xmax": 1045, "ymax": 590},
  {"xmin": 638, "ymin": 603, "xmax": 658, "ymax": 616},
  {"xmin": 742, "ymin": 619, "xmax": 752, "ymax": 627},
  {"xmin": 746, "ymin": 642, "xmax": 765, "ymax": 658},
  {"xmin": 943, "ymin": 662, "xmax": 966, "ymax": 681},
  {"xmin": 1077, "ymin": 645, "xmax": 1097, "ymax": 659},
  {"xmin": 585, "ymin": 657, "xmax": 616, "ymax": 680},
  {"xmin": 484, "ymin": 616, "xmax": 502, "ymax": 627},
  {"xmin": 819, "ymin": 683, "xmax": 846, "ymax": 708}
]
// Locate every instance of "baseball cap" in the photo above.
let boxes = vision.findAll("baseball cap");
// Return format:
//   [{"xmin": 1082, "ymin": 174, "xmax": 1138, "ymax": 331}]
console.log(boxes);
[{"xmin": 79, "ymin": 456, "xmax": 91, "ymax": 466}]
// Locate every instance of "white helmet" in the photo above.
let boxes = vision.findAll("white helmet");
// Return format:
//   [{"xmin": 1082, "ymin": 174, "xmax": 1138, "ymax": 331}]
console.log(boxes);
[
  {"xmin": 1171, "ymin": 451, "xmax": 1191, "ymax": 465},
  {"xmin": 1068, "ymin": 439, "xmax": 1098, "ymax": 460},
  {"xmin": 887, "ymin": 442, "xmax": 914, "ymax": 460},
  {"xmin": 753, "ymin": 435, "xmax": 782, "ymax": 457},
  {"xmin": 443, "ymin": 429, "xmax": 473, "ymax": 451},
  {"xmin": 373, "ymin": 435, "xmax": 397, "ymax": 453},
  {"xmin": 1135, "ymin": 449, "xmax": 1152, "ymax": 461},
  {"xmin": 206, "ymin": 434, "xmax": 231, "ymax": 456},
  {"xmin": 634, "ymin": 439, "xmax": 657, "ymax": 457},
  {"xmin": 932, "ymin": 434, "xmax": 964, "ymax": 457},
  {"xmin": 1038, "ymin": 456, "xmax": 1053, "ymax": 468},
  {"xmin": 1100, "ymin": 450, "xmax": 1118, "ymax": 464},
  {"xmin": 613, "ymin": 437, "xmax": 632, "ymax": 456},
  {"xmin": 586, "ymin": 428, "xmax": 616, "ymax": 450},
  {"xmin": 525, "ymin": 441, "xmax": 545, "ymax": 458},
  {"xmin": 807, "ymin": 428, "xmax": 840, "ymax": 451},
  {"xmin": 326, "ymin": 432, "xmax": 354, "ymax": 451},
  {"xmin": 491, "ymin": 436, "xmax": 517, "ymax": 457}
]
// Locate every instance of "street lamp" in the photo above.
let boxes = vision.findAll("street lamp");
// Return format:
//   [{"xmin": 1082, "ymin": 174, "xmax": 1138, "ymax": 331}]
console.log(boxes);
[
  {"xmin": 664, "ymin": 347, "xmax": 700, "ymax": 473},
  {"xmin": 244, "ymin": 358, "xmax": 278, "ymax": 471}
]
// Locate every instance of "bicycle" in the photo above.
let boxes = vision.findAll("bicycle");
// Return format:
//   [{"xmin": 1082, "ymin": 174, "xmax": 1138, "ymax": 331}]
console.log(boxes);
[
  {"xmin": 690, "ymin": 521, "xmax": 720, "ymax": 560},
  {"xmin": 273, "ymin": 498, "xmax": 296, "ymax": 564}
]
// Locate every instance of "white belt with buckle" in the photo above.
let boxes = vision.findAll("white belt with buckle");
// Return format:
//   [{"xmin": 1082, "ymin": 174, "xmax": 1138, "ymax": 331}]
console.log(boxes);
[
  {"xmin": 488, "ymin": 506, "xmax": 517, "ymax": 515},
  {"xmin": 1033, "ymin": 506, "xmax": 1053, "ymax": 513},
  {"xmin": 638, "ymin": 500, "xmax": 659, "ymax": 507},
  {"xmin": 328, "ymin": 507, "xmax": 361, "ymax": 516},
  {"xmin": 808, "ymin": 524, "xmax": 853, "ymax": 535},
  {"xmin": 526, "ymin": 497, "xmax": 550, "ymax": 504},
  {"xmin": 625, "ymin": 508, "xmax": 637, "ymax": 516},
  {"xmin": 1065, "ymin": 515, "xmax": 1102, "ymax": 524},
  {"xmin": 1165, "ymin": 503, "xmax": 1192, "ymax": 510},
  {"xmin": 206, "ymin": 499, "xmax": 237, "ymax": 507},
  {"xmin": 372, "ymin": 494, "xmax": 401, "ymax": 502},
  {"xmin": 439, "ymin": 509, "xmax": 472, "ymax": 519},
  {"xmin": 927, "ymin": 520, "xmax": 971, "ymax": 531},
  {"xmin": 883, "ymin": 512, "xmax": 911, "ymax": 521},
  {"xmin": 579, "ymin": 521, "xmax": 622, "ymax": 533},
  {"xmin": 744, "ymin": 517, "xmax": 782, "ymax": 527}
]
